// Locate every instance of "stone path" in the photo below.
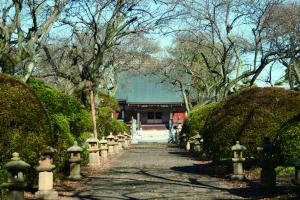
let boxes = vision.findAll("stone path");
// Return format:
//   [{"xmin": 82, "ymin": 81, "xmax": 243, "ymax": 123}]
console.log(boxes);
[{"xmin": 61, "ymin": 144, "xmax": 251, "ymax": 200}]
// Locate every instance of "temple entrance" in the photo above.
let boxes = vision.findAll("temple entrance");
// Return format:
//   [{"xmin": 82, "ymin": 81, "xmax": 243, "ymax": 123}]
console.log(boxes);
[{"xmin": 115, "ymin": 72, "xmax": 187, "ymax": 143}]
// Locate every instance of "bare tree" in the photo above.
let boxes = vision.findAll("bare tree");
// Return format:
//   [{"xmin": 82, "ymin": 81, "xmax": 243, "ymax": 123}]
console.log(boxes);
[
  {"xmin": 0, "ymin": 0, "xmax": 70, "ymax": 82},
  {"xmin": 34, "ymin": 0, "xmax": 178, "ymax": 138},
  {"xmin": 164, "ymin": 0, "xmax": 300, "ymax": 105}
]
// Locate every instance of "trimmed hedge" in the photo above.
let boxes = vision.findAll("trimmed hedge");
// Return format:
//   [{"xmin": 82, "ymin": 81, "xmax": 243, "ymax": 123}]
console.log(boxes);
[
  {"xmin": 181, "ymin": 102, "xmax": 219, "ymax": 139},
  {"xmin": 0, "ymin": 73, "xmax": 51, "ymax": 185},
  {"xmin": 274, "ymin": 115, "xmax": 300, "ymax": 163},
  {"xmin": 27, "ymin": 78, "xmax": 92, "ymax": 173},
  {"xmin": 184, "ymin": 87, "xmax": 300, "ymax": 162},
  {"xmin": 0, "ymin": 75, "xmax": 93, "ymax": 187}
]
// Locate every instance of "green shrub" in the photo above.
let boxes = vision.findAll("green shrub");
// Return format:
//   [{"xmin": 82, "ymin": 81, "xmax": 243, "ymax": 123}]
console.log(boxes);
[
  {"xmin": 0, "ymin": 75, "xmax": 92, "ymax": 186},
  {"xmin": 274, "ymin": 115, "xmax": 300, "ymax": 163},
  {"xmin": 98, "ymin": 92, "xmax": 119, "ymax": 111},
  {"xmin": 182, "ymin": 102, "xmax": 219, "ymax": 139},
  {"xmin": 96, "ymin": 93, "xmax": 128, "ymax": 137},
  {"xmin": 202, "ymin": 87, "xmax": 300, "ymax": 161},
  {"xmin": 27, "ymin": 78, "xmax": 92, "ymax": 173},
  {"xmin": 0, "ymin": 73, "xmax": 50, "ymax": 185},
  {"xmin": 27, "ymin": 78, "xmax": 93, "ymax": 137}
]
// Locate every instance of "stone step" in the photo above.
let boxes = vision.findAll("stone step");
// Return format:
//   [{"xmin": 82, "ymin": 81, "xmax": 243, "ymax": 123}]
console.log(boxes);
[{"xmin": 137, "ymin": 130, "xmax": 170, "ymax": 143}]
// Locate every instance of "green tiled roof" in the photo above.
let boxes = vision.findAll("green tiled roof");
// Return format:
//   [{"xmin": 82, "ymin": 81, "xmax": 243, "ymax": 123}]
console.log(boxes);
[{"xmin": 115, "ymin": 72, "xmax": 184, "ymax": 104}]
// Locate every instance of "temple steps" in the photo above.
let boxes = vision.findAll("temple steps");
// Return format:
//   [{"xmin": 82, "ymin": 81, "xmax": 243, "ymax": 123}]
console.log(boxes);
[{"xmin": 137, "ymin": 129, "xmax": 169, "ymax": 143}]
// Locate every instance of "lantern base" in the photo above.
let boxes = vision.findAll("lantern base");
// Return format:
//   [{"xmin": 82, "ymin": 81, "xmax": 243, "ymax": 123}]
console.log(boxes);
[
  {"xmin": 7, "ymin": 191, "xmax": 25, "ymax": 200},
  {"xmin": 68, "ymin": 175, "xmax": 82, "ymax": 181},
  {"xmin": 35, "ymin": 189, "xmax": 58, "ymax": 200},
  {"xmin": 231, "ymin": 174, "xmax": 245, "ymax": 180}
]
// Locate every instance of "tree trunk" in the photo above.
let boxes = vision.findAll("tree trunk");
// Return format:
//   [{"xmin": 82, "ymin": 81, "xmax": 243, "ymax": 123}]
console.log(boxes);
[
  {"xmin": 87, "ymin": 81, "xmax": 98, "ymax": 139},
  {"xmin": 22, "ymin": 61, "xmax": 35, "ymax": 83},
  {"xmin": 179, "ymin": 83, "xmax": 191, "ymax": 113}
]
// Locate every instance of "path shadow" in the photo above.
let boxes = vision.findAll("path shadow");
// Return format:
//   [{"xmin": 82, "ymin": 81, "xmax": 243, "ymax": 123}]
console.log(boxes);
[
  {"xmin": 61, "ymin": 166, "xmax": 232, "ymax": 199},
  {"xmin": 169, "ymin": 148, "xmax": 298, "ymax": 199},
  {"xmin": 60, "ymin": 145, "xmax": 298, "ymax": 199},
  {"xmin": 171, "ymin": 163, "xmax": 231, "ymax": 178}
]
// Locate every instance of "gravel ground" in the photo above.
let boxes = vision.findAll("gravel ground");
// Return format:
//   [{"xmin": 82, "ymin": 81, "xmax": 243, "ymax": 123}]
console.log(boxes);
[{"xmin": 60, "ymin": 144, "xmax": 298, "ymax": 200}]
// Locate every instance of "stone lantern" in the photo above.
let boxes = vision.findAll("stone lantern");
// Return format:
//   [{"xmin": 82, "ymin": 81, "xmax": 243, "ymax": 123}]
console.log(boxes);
[
  {"xmin": 123, "ymin": 132, "xmax": 129, "ymax": 149},
  {"xmin": 174, "ymin": 120, "xmax": 182, "ymax": 144},
  {"xmin": 257, "ymin": 137, "xmax": 277, "ymax": 191},
  {"xmin": 292, "ymin": 159, "xmax": 300, "ymax": 185},
  {"xmin": 67, "ymin": 141, "xmax": 83, "ymax": 180},
  {"xmin": 117, "ymin": 133, "xmax": 124, "ymax": 151},
  {"xmin": 121, "ymin": 133, "xmax": 127, "ymax": 149},
  {"xmin": 180, "ymin": 133, "xmax": 187, "ymax": 149},
  {"xmin": 35, "ymin": 146, "xmax": 58, "ymax": 199},
  {"xmin": 126, "ymin": 131, "xmax": 132, "ymax": 146},
  {"xmin": 186, "ymin": 141, "xmax": 191, "ymax": 151},
  {"xmin": 1, "ymin": 152, "xmax": 30, "ymax": 200},
  {"xmin": 106, "ymin": 133, "xmax": 115, "ymax": 155},
  {"xmin": 99, "ymin": 137, "xmax": 108, "ymax": 161},
  {"xmin": 188, "ymin": 137, "xmax": 195, "ymax": 152},
  {"xmin": 86, "ymin": 134, "xmax": 101, "ymax": 166},
  {"xmin": 193, "ymin": 134, "xmax": 202, "ymax": 152},
  {"xmin": 231, "ymin": 141, "xmax": 246, "ymax": 180},
  {"xmin": 114, "ymin": 134, "xmax": 120, "ymax": 154}
]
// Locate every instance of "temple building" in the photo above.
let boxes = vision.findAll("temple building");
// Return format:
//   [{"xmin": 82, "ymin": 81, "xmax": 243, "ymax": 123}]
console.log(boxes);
[{"xmin": 115, "ymin": 72, "xmax": 186, "ymax": 143}]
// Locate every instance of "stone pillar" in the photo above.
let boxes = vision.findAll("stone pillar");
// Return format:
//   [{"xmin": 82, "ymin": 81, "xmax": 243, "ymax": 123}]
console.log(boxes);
[
  {"xmin": 231, "ymin": 141, "xmax": 246, "ymax": 180},
  {"xmin": 131, "ymin": 118, "xmax": 138, "ymax": 144},
  {"xmin": 35, "ymin": 147, "xmax": 58, "ymax": 199},
  {"xmin": 67, "ymin": 141, "xmax": 83, "ymax": 180},
  {"xmin": 1, "ymin": 152, "xmax": 30, "ymax": 200},
  {"xmin": 106, "ymin": 133, "xmax": 115, "ymax": 156},
  {"xmin": 257, "ymin": 137, "xmax": 277, "ymax": 192},
  {"xmin": 99, "ymin": 137, "xmax": 108, "ymax": 161},
  {"xmin": 117, "ymin": 133, "xmax": 124, "ymax": 151},
  {"xmin": 86, "ymin": 134, "xmax": 101, "ymax": 167},
  {"xmin": 114, "ymin": 134, "xmax": 120, "ymax": 154}
]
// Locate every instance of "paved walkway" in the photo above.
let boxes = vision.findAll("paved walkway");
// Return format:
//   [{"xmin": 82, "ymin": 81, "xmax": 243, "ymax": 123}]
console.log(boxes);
[{"xmin": 63, "ymin": 144, "xmax": 249, "ymax": 200}]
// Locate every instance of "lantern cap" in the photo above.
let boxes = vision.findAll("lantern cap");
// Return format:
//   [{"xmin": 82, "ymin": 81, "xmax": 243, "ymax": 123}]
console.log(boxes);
[
  {"xmin": 231, "ymin": 141, "xmax": 246, "ymax": 151},
  {"xmin": 99, "ymin": 136, "xmax": 108, "ymax": 144},
  {"xmin": 106, "ymin": 132, "xmax": 115, "ymax": 139},
  {"xmin": 86, "ymin": 134, "xmax": 100, "ymax": 143},
  {"xmin": 44, "ymin": 146, "xmax": 57, "ymax": 156},
  {"xmin": 4, "ymin": 152, "xmax": 31, "ymax": 170},
  {"xmin": 117, "ymin": 133, "xmax": 123, "ymax": 138},
  {"xmin": 67, "ymin": 141, "xmax": 83, "ymax": 152},
  {"xmin": 194, "ymin": 134, "xmax": 201, "ymax": 139}
]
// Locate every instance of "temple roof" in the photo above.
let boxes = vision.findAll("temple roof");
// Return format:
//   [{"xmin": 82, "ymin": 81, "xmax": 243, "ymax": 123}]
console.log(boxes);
[{"xmin": 115, "ymin": 72, "xmax": 184, "ymax": 104}]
